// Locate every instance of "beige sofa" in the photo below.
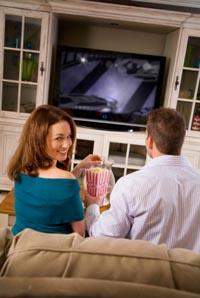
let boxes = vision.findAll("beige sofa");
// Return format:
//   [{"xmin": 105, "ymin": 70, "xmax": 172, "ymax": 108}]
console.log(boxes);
[{"xmin": 0, "ymin": 228, "xmax": 200, "ymax": 298}]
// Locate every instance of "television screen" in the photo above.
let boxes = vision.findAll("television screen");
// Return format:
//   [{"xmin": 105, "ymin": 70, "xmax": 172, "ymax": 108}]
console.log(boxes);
[{"xmin": 55, "ymin": 47, "xmax": 166, "ymax": 131}]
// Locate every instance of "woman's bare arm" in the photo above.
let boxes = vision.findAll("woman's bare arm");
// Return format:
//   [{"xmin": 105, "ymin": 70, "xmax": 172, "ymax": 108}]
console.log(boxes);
[
  {"xmin": 72, "ymin": 154, "xmax": 102, "ymax": 178},
  {"xmin": 71, "ymin": 220, "xmax": 86, "ymax": 236}
]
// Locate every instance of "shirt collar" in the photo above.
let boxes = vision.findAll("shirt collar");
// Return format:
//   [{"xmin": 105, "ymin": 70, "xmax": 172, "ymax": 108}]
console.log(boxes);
[{"xmin": 146, "ymin": 155, "xmax": 192, "ymax": 168}]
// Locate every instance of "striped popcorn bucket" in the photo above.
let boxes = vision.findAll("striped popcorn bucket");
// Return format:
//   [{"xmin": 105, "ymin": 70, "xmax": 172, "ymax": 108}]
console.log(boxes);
[{"xmin": 85, "ymin": 167, "xmax": 111, "ymax": 199}]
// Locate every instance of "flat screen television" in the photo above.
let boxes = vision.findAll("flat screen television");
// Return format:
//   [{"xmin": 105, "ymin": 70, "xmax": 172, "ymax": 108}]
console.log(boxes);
[{"xmin": 54, "ymin": 46, "xmax": 166, "ymax": 131}]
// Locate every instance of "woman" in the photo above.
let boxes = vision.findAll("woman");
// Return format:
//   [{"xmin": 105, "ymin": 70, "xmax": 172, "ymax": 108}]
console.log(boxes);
[{"xmin": 7, "ymin": 105, "xmax": 101, "ymax": 236}]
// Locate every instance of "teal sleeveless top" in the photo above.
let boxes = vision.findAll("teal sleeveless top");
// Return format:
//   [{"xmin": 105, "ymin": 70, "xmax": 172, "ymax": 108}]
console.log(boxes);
[{"xmin": 12, "ymin": 174, "xmax": 84, "ymax": 235}]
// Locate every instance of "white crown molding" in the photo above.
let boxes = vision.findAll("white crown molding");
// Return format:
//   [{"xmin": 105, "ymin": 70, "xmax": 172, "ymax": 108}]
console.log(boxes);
[
  {"xmin": 0, "ymin": 0, "xmax": 50, "ymax": 11},
  {"xmin": 49, "ymin": 0, "xmax": 190, "ymax": 28},
  {"xmin": 132, "ymin": 0, "xmax": 200, "ymax": 9}
]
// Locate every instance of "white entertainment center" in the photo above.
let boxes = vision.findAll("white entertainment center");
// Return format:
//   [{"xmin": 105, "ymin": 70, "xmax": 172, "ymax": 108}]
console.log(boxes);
[{"xmin": 1, "ymin": 0, "xmax": 200, "ymax": 190}]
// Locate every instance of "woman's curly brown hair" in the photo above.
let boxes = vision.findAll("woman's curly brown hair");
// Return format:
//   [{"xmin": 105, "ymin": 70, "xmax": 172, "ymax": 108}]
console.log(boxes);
[{"xmin": 7, "ymin": 105, "xmax": 76, "ymax": 180}]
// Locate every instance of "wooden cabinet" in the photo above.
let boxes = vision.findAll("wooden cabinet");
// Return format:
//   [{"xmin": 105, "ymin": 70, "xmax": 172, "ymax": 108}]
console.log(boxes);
[
  {"xmin": 73, "ymin": 127, "xmax": 147, "ymax": 182},
  {"xmin": 0, "ymin": 123, "xmax": 22, "ymax": 190},
  {"xmin": 0, "ymin": 3, "xmax": 50, "ymax": 190},
  {"xmin": 170, "ymin": 28, "xmax": 200, "ymax": 133},
  {"xmin": 182, "ymin": 135, "xmax": 200, "ymax": 168},
  {"xmin": 73, "ymin": 126, "xmax": 200, "ymax": 183},
  {"xmin": 1, "ymin": 0, "xmax": 200, "ymax": 191}
]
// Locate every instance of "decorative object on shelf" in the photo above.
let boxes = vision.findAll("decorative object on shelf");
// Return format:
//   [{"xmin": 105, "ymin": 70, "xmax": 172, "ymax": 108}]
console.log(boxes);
[
  {"xmin": 22, "ymin": 53, "xmax": 36, "ymax": 81},
  {"xmin": 14, "ymin": 36, "xmax": 20, "ymax": 48},
  {"xmin": 179, "ymin": 88, "xmax": 193, "ymax": 99},
  {"xmin": 192, "ymin": 107, "xmax": 200, "ymax": 131},
  {"xmin": 195, "ymin": 58, "xmax": 200, "ymax": 68}
]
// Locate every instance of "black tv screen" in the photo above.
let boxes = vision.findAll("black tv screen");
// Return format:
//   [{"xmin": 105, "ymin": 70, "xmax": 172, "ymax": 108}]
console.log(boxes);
[{"xmin": 55, "ymin": 47, "xmax": 166, "ymax": 131}]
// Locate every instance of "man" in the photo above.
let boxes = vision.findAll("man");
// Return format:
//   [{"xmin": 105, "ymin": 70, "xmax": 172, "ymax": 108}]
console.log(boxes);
[{"xmin": 85, "ymin": 107, "xmax": 200, "ymax": 252}]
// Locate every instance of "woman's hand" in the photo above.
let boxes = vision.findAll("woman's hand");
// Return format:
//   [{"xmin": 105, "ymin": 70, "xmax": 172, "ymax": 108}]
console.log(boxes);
[
  {"xmin": 83, "ymin": 191, "xmax": 103, "ymax": 208},
  {"xmin": 79, "ymin": 154, "xmax": 102, "ymax": 169},
  {"xmin": 72, "ymin": 154, "xmax": 102, "ymax": 178},
  {"xmin": 71, "ymin": 220, "xmax": 86, "ymax": 237}
]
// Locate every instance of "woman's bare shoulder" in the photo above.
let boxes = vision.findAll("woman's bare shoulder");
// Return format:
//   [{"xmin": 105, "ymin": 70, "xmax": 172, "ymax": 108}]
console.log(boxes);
[
  {"xmin": 38, "ymin": 168, "xmax": 75, "ymax": 179},
  {"xmin": 55, "ymin": 168, "xmax": 75, "ymax": 179}
]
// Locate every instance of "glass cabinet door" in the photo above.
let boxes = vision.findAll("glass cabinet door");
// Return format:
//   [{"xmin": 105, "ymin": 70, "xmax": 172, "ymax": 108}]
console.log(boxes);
[
  {"xmin": 127, "ymin": 144, "xmax": 146, "ymax": 171},
  {"xmin": 176, "ymin": 35, "xmax": 200, "ymax": 131},
  {"xmin": 71, "ymin": 138, "xmax": 95, "ymax": 185},
  {"xmin": 71, "ymin": 131, "xmax": 103, "ymax": 171},
  {"xmin": 108, "ymin": 142, "xmax": 127, "ymax": 181},
  {"xmin": 107, "ymin": 140, "xmax": 146, "ymax": 181},
  {"xmin": 0, "ymin": 9, "xmax": 49, "ymax": 114},
  {"xmin": 73, "ymin": 139, "xmax": 94, "ymax": 161}
]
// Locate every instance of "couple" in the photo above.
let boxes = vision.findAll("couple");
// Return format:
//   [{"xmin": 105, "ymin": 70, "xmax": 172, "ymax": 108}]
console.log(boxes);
[{"xmin": 8, "ymin": 105, "xmax": 200, "ymax": 252}]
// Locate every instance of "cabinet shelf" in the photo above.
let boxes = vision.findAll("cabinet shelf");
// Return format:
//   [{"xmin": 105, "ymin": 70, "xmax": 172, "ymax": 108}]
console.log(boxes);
[
  {"xmin": 183, "ymin": 67, "xmax": 200, "ymax": 71},
  {"xmin": 112, "ymin": 164, "xmax": 143, "ymax": 170},
  {"xmin": 127, "ymin": 165, "xmax": 143, "ymax": 170},
  {"xmin": 109, "ymin": 153, "xmax": 145, "ymax": 167},
  {"xmin": 2, "ymin": 79, "xmax": 38, "ymax": 85}
]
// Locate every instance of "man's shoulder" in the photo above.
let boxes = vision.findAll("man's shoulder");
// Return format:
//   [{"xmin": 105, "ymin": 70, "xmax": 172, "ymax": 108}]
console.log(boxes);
[{"xmin": 117, "ymin": 165, "xmax": 154, "ymax": 186}]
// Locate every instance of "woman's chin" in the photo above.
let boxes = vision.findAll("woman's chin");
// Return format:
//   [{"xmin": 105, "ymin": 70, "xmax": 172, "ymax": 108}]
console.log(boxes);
[{"xmin": 57, "ymin": 153, "xmax": 68, "ymax": 161}]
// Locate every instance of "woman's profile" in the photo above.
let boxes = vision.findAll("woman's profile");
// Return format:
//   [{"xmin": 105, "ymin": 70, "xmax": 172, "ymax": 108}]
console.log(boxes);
[{"xmin": 7, "ymin": 104, "xmax": 101, "ymax": 236}]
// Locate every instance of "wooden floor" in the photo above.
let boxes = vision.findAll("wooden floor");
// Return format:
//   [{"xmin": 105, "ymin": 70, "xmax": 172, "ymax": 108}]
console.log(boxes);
[
  {"xmin": 0, "ymin": 191, "xmax": 15, "ymax": 228},
  {"xmin": 0, "ymin": 191, "xmax": 15, "ymax": 216}
]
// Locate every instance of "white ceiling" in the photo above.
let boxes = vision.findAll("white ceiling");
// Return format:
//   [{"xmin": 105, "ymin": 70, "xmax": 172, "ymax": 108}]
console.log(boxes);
[{"xmin": 132, "ymin": 0, "xmax": 200, "ymax": 9}]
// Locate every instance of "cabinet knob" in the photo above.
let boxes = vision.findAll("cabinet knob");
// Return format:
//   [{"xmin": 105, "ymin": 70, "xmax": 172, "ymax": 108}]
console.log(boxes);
[
  {"xmin": 175, "ymin": 76, "xmax": 180, "ymax": 90},
  {"xmin": 40, "ymin": 62, "xmax": 45, "ymax": 76}
]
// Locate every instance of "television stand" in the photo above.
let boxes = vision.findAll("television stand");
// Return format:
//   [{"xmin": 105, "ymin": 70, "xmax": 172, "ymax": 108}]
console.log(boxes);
[
  {"xmin": 74, "ymin": 126, "xmax": 147, "ymax": 182},
  {"xmin": 74, "ymin": 120, "xmax": 146, "ymax": 132}
]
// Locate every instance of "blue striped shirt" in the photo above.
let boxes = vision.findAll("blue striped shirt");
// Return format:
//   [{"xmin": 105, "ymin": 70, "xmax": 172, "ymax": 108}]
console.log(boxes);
[{"xmin": 86, "ymin": 155, "xmax": 200, "ymax": 252}]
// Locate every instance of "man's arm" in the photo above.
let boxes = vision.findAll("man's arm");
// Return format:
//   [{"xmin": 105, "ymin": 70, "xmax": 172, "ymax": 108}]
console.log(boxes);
[{"xmin": 85, "ymin": 181, "xmax": 131, "ymax": 237}]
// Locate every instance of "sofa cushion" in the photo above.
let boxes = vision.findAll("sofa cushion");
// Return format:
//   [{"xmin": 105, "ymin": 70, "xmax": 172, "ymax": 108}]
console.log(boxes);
[
  {"xmin": 0, "ymin": 228, "xmax": 13, "ymax": 270},
  {"xmin": 0, "ymin": 229, "xmax": 200, "ymax": 295}
]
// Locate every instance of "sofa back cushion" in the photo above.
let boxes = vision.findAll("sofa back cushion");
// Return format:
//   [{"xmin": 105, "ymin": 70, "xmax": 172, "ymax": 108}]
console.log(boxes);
[{"xmin": 0, "ymin": 229, "xmax": 200, "ymax": 295}]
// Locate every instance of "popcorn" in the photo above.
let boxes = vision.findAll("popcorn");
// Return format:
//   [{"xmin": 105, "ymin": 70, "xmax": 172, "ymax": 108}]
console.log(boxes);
[{"xmin": 85, "ymin": 167, "xmax": 111, "ymax": 197}]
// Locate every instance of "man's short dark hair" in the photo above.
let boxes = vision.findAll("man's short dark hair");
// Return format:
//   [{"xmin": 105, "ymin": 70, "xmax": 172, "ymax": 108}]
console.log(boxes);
[{"xmin": 147, "ymin": 108, "xmax": 186, "ymax": 155}]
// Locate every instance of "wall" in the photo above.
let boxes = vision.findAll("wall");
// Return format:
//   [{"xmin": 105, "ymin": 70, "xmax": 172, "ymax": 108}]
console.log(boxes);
[{"xmin": 58, "ymin": 21, "xmax": 167, "ymax": 56}]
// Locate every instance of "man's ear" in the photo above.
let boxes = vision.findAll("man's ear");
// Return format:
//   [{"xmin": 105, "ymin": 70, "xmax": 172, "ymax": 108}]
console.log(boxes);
[{"xmin": 146, "ymin": 135, "xmax": 154, "ymax": 150}]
